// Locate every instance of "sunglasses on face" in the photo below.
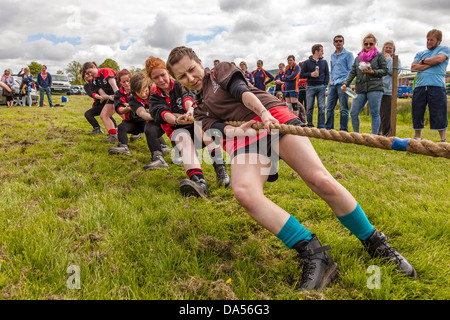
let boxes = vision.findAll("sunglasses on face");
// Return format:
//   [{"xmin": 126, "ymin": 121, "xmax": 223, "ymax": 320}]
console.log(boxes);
[
  {"xmin": 364, "ymin": 42, "xmax": 374, "ymax": 46},
  {"xmin": 334, "ymin": 39, "xmax": 343, "ymax": 43}
]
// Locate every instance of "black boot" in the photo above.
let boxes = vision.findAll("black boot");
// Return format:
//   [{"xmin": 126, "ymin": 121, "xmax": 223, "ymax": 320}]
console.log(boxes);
[
  {"xmin": 361, "ymin": 230, "xmax": 418, "ymax": 279},
  {"xmin": 213, "ymin": 162, "xmax": 230, "ymax": 187},
  {"xmin": 130, "ymin": 133, "xmax": 142, "ymax": 142},
  {"xmin": 293, "ymin": 234, "xmax": 339, "ymax": 291},
  {"xmin": 179, "ymin": 175, "xmax": 208, "ymax": 199},
  {"xmin": 108, "ymin": 143, "xmax": 131, "ymax": 156},
  {"xmin": 143, "ymin": 151, "xmax": 169, "ymax": 170},
  {"xmin": 87, "ymin": 127, "xmax": 103, "ymax": 135},
  {"xmin": 102, "ymin": 133, "xmax": 118, "ymax": 143}
]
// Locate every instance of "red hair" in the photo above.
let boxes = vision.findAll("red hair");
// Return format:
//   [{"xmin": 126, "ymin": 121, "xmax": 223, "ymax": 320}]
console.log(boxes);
[{"xmin": 145, "ymin": 56, "xmax": 167, "ymax": 79}]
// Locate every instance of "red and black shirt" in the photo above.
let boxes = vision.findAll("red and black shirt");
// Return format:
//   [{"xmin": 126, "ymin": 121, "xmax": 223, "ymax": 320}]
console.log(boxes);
[
  {"xmin": 127, "ymin": 95, "xmax": 149, "ymax": 123},
  {"xmin": 149, "ymin": 79, "xmax": 195, "ymax": 138},
  {"xmin": 114, "ymin": 86, "xmax": 132, "ymax": 120},
  {"xmin": 84, "ymin": 80, "xmax": 105, "ymax": 108},
  {"xmin": 92, "ymin": 68, "xmax": 117, "ymax": 95}
]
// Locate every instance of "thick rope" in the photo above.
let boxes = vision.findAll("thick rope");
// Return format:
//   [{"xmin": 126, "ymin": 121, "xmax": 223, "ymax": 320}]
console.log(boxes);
[
  {"xmin": 224, "ymin": 121, "xmax": 450, "ymax": 159},
  {"xmin": 166, "ymin": 113, "xmax": 450, "ymax": 159}
]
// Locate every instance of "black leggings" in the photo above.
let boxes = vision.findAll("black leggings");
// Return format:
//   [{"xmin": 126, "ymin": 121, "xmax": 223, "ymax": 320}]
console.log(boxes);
[
  {"xmin": 84, "ymin": 101, "xmax": 117, "ymax": 129},
  {"xmin": 117, "ymin": 120, "xmax": 168, "ymax": 153}
]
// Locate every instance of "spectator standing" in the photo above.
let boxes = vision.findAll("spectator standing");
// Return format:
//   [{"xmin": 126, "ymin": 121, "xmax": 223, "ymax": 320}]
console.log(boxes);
[
  {"xmin": 300, "ymin": 44, "xmax": 329, "ymax": 128},
  {"xmin": 18, "ymin": 67, "xmax": 34, "ymax": 107},
  {"xmin": 252, "ymin": 59, "xmax": 274, "ymax": 91},
  {"xmin": 212, "ymin": 59, "xmax": 220, "ymax": 71},
  {"xmin": 326, "ymin": 35, "xmax": 354, "ymax": 131},
  {"xmin": 239, "ymin": 61, "xmax": 253, "ymax": 85},
  {"xmin": 37, "ymin": 65, "xmax": 54, "ymax": 108},
  {"xmin": 282, "ymin": 55, "xmax": 306, "ymax": 121},
  {"xmin": 1, "ymin": 70, "xmax": 14, "ymax": 107},
  {"xmin": 274, "ymin": 62, "xmax": 285, "ymax": 95},
  {"xmin": 298, "ymin": 62, "xmax": 307, "ymax": 111},
  {"xmin": 411, "ymin": 29, "xmax": 449, "ymax": 142},
  {"xmin": 379, "ymin": 40, "xmax": 401, "ymax": 136},
  {"xmin": 341, "ymin": 33, "xmax": 388, "ymax": 135}
]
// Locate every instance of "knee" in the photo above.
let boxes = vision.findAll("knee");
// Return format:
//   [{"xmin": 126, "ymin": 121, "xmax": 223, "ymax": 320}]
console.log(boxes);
[
  {"xmin": 308, "ymin": 172, "xmax": 340, "ymax": 198},
  {"xmin": 232, "ymin": 184, "xmax": 262, "ymax": 211},
  {"xmin": 100, "ymin": 112, "xmax": 108, "ymax": 120}
]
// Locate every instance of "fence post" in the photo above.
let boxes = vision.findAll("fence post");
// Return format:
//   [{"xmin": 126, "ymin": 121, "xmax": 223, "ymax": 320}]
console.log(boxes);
[{"xmin": 390, "ymin": 55, "xmax": 399, "ymax": 137}]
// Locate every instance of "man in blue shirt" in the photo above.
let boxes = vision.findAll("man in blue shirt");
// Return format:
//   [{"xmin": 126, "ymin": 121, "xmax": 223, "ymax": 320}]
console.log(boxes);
[
  {"xmin": 411, "ymin": 29, "xmax": 449, "ymax": 142},
  {"xmin": 325, "ymin": 35, "xmax": 354, "ymax": 131}
]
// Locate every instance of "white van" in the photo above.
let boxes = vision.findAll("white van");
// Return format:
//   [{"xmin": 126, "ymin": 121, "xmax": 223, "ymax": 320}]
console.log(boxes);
[{"xmin": 51, "ymin": 74, "xmax": 71, "ymax": 94}]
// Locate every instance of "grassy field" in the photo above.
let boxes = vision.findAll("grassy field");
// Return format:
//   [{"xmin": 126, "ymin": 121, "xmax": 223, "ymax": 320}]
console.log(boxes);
[{"xmin": 0, "ymin": 94, "xmax": 448, "ymax": 301}]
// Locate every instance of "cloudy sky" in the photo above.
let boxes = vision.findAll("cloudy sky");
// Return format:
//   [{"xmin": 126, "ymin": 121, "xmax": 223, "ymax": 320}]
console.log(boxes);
[{"xmin": 1, "ymin": 0, "xmax": 450, "ymax": 75}]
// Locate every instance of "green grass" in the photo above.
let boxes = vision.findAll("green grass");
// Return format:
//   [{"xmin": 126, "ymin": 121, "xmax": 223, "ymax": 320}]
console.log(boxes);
[{"xmin": 0, "ymin": 95, "xmax": 449, "ymax": 300}]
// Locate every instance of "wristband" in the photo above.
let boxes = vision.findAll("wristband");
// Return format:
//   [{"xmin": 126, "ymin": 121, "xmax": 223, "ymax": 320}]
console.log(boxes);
[{"xmin": 174, "ymin": 117, "xmax": 178, "ymax": 125}]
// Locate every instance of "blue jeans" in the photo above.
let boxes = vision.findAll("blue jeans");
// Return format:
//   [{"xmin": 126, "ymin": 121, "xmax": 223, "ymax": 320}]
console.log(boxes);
[
  {"xmin": 39, "ymin": 87, "xmax": 53, "ymax": 107},
  {"xmin": 325, "ymin": 83, "xmax": 349, "ymax": 131},
  {"xmin": 350, "ymin": 91, "xmax": 383, "ymax": 134},
  {"xmin": 22, "ymin": 92, "xmax": 32, "ymax": 107},
  {"xmin": 306, "ymin": 86, "xmax": 326, "ymax": 128}
]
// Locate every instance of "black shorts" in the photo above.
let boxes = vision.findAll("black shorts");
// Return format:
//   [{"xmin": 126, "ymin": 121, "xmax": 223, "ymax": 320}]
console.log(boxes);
[
  {"xmin": 170, "ymin": 124, "xmax": 207, "ymax": 149},
  {"xmin": 412, "ymin": 86, "xmax": 448, "ymax": 130}
]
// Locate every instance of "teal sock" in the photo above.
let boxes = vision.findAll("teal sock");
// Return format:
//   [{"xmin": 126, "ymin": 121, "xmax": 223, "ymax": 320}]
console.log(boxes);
[
  {"xmin": 276, "ymin": 215, "xmax": 312, "ymax": 249},
  {"xmin": 337, "ymin": 203, "xmax": 375, "ymax": 241}
]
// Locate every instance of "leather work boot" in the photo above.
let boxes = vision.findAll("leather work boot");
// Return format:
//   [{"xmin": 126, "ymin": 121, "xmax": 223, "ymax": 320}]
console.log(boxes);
[
  {"xmin": 87, "ymin": 127, "xmax": 104, "ymax": 135},
  {"xmin": 293, "ymin": 234, "xmax": 340, "ymax": 291},
  {"xmin": 130, "ymin": 133, "xmax": 142, "ymax": 142},
  {"xmin": 179, "ymin": 175, "xmax": 208, "ymax": 199},
  {"xmin": 361, "ymin": 230, "xmax": 418, "ymax": 279},
  {"xmin": 102, "ymin": 133, "xmax": 118, "ymax": 143},
  {"xmin": 108, "ymin": 143, "xmax": 131, "ymax": 156},
  {"xmin": 143, "ymin": 151, "xmax": 169, "ymax": 170},
  {"xmin": 213, "ymin": 162, "xmax": 230, "ymax": 187}
]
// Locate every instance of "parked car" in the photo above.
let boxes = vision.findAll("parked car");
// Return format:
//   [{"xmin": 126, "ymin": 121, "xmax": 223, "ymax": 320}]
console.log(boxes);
[
  {"xmin": 51, "ymin": 73, "xmax": 71, "ymax": 94},
  {"xmin": 70, "ymin": 86, "xmax": 80, "ymax": 95},
  {"xmin": 76, "ymin": 85, "xmax": 86, "ymax": 95},
  {"xmin": 0, "ymin": 77, "xmax": 39, "ymax": 105},
  {"xmin": 70, "ymin": 85, "xmax": 86, "ymax": 95}
]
